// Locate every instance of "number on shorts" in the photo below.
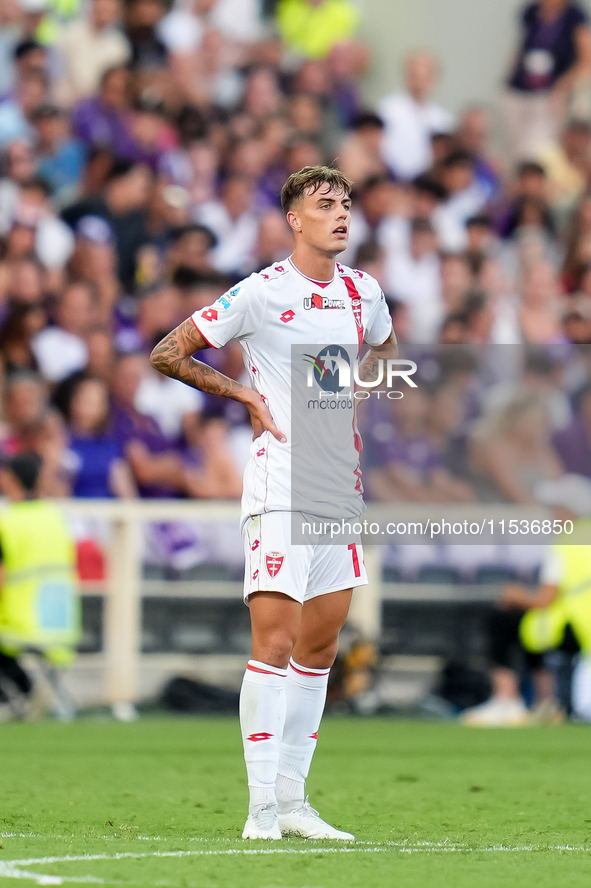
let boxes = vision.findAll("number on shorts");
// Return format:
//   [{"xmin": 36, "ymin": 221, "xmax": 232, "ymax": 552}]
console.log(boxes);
[{"xmin": 348, "ymin": 544, "xmax": 361, "ymax": 578}]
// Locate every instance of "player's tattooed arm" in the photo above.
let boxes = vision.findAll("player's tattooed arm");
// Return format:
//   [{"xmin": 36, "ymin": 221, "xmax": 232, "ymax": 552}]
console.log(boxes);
[
  {"xmin": 357, "ymin": 328, "xmax": 398, "ymax": 384},
  {"xmin": 150, "ymin": 320, "xmax": 286, "ymax": 442}
]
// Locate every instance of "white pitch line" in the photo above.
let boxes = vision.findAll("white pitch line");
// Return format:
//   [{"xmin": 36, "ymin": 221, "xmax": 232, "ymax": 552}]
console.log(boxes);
[{"xmin": 2, "ymin": 842, "xmax": 591, "ymax": 886}]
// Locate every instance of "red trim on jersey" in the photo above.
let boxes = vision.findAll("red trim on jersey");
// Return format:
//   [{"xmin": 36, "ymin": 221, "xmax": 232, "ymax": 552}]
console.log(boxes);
[
  {"xmin": 191, "ymin": 315, "xmax": 219, "ymax": 349},
  {"xmin": 290, "ymin": 662, "xmax": 330, "ymax": 677},
  {"xmin": 337, "ymin": 273, "xmax": 365, "ymax": 495},
  {"xmin": 340, "ymin": 275, "xmax": 364, "ymax": 350},
  {"xmin": 288, "ymin": 257, "xmax": 335, "ymax": 288}
]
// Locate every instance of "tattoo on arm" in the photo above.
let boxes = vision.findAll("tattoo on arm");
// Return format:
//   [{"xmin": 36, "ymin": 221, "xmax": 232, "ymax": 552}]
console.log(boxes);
[
  {"xmin": 357, "ymin": 328, "xmax": 398, "ymax": 383},
  {"xmin": 150, "ymin": 319, "xmax": 247, "ymax": 401}
]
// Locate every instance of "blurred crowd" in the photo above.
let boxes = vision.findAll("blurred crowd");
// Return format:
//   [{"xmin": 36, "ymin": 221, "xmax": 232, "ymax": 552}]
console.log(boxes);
[{"xmin": 0, "ymin": 0, "xmax": 590, "ymax": 525}]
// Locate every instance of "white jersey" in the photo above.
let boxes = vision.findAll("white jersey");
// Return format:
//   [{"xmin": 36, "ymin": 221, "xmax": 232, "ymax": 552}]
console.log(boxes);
[{"xmin": 191, "ymin": 256, "xmax": 392, "ymax": 521}]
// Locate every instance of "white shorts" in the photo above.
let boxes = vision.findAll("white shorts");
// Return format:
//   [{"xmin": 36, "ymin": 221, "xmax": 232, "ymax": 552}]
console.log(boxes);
[{"xmin": 242, "ymin": 511, "xmax": 368, "ymax": 605}]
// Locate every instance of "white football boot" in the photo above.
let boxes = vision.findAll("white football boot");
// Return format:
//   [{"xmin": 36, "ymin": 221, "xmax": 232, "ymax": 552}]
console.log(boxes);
[
  {"xmin": 278, "ymin": 797, "xmax": 355, "ymax": 840},
  {"xmin": 242, "ymin": 803, "xmax": 282, "ymax": 840}
]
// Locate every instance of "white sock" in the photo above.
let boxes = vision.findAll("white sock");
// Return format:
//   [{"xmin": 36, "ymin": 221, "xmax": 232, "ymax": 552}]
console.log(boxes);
[
  {"xmin": 239, "ymin": 659, "xmax": 287, "ymax": 811},
  {"xmin": 276, "ymin": 659, "xmax": 330, "ymax": 811}
]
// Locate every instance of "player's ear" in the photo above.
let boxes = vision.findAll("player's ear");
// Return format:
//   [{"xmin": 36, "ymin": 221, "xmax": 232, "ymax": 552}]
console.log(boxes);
[{"xmin": 286, "ymin": 210, "xmax": 302, "ymax": 234}]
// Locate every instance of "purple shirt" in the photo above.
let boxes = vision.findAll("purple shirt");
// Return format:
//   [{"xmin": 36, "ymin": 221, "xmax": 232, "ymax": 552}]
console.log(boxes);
[
  {"xmin": 553, "ymin": 415, "xmax": 591, "ymax": 478},
  {"xmin": 111, "ymin": 399, "xmax": 181, "ymax": 497},
  {"xmin": 72, "ymin": 99, "xmax": 161, "ymax": 170}
]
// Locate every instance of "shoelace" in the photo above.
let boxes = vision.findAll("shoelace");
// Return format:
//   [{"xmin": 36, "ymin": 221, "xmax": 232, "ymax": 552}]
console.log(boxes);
[
  {"xmin": 251, "ymin": 803, "xmax": 278, "ymax": 829},
  {"xmin": 298, "ymin": 796, "xmax": 321, "ymax": 819}
]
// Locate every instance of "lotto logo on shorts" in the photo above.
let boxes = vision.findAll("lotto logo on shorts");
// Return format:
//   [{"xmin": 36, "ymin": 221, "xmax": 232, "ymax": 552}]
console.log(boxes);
[{"xmin": 265, "ymin": 552, "xmax": 284, "ymax": 578}]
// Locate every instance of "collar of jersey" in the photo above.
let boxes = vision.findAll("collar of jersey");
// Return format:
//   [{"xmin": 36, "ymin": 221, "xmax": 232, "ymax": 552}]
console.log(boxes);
[{"xmin": 288, "ymin": 256, "xmax": 335, "ymax": 288}]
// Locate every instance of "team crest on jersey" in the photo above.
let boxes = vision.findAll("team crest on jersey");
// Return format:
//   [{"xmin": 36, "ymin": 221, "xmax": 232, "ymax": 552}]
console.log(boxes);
[
  {"xmin": 304, "ymin": 293, "xmax": 345, "ymax": 310},
  {"xmin": 265, "ymin": 552, "xmax": 284, "ymax": 578}
]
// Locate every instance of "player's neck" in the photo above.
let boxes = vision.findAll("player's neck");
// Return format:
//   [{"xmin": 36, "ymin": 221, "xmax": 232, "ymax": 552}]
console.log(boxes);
[{"xmin": 290, "ymin": 247, "xmax": 336, "ymax": 283}]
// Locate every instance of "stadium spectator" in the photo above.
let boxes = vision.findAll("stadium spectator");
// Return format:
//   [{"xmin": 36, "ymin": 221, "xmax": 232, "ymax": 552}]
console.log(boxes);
[
  {"xmin": 62, "ymin": 159, "xmax": 152, "ymax": 290},
  {"xmin": 31, "ymin": 281, "xmax": 94, "ymax": 383},
  {"xmin": 434, "ymin": 149, "xmax": 488, "ymax": 252},
  {"xmin": 553, "ymin": 381, "xmax": 591, "ymax": 477},
  {"xmin": 194, "ymin": 174, "xmax": 260, "ymax": 275},
  {"xmin": 62, "ymin": 374, "xmax": 136, "ymax": 497},
  {"xmin": 0, "ymin": 302, "xmax": 46, "ymax": 375},
  {"xmin": 71, "ymin": 65, "xmax": 136, "ymax": 157},
  {"xmin": 55, "ymin": 0, "xmax": 131, "ymax": 105},
  {"xmin": 504, "ymin": 0, "xmax": 591, "ymax": 160},
  {"xmin": 461, "ymin": 475, "xmax": 591, "ymax": 726},
  {"xmin": 378, "ymin": 51, "xmax": 454, "ymax": 181},
  {"xmin": 32, "ymin": 104, "xmax": 86, "ymax": 205},
  {"xmin": 538, "ymin": 118, "xmax": 591, "ymax": 215},
  {"xmin": 469, "ymin": 390, "xmax": 564, "ymax": 503},
  {"xmin": 364, "ymin": 387, "xmax": 468, "ymax": 503},
  {"xmin": 109, "ymin": 350, "xmax": 189, "ymax": 497},
  {"xmin": 456, "ymin": 107, "xmax": 501, "ymax": 205},
  {"xmin": 1, "ymin": 371, "xmax": 69, "ymax": 496},
  {"xmin": 337, "ymin": 112, "xmax": 386, "ymax": 184},
  {"xmin": 563, "ymin": 190, "xmax": 591, "ymax": 290},
  {"xmin": 385, "ymin": 217, "xmax": 442, "ymax": 343},
  {"xmin": 0, "ymin": 451, "xmax": 80, "ymax": 718},
  {"xmin": 518, "ymin": 261, "xmax": 564, "ymax": 342}
]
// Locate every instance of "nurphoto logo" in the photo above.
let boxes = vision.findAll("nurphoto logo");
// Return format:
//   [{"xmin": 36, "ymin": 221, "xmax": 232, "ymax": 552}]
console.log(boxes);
[{"xmin": 303, "ymin": 345, "xmax": 418, "ymax": 400}]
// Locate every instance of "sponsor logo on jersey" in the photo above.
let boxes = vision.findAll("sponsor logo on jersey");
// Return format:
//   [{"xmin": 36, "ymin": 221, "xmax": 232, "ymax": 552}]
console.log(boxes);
[
  {"xmin": 280, "ymin": 310, "xmax": 295, "ymax": 323},
  {"xmin": 216, "ymin": 285, "xmax": 241, "ymax": 311},
  {"xmin": 265, "ymin": 552, "xmax": 284, "ymax": 578},
  {"xmin": 303, "ymin": 293, "xmax": 345, "ymax": 310},
  {"xmin": 201, "ymin": 308, "xmax": 218, "ymax": 322}
]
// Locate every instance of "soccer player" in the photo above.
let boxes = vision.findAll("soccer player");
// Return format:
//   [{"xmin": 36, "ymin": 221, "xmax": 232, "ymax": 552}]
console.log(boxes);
[{"xmin": 151, "ymin": 166, "xmax": 396, "ymax": 840}]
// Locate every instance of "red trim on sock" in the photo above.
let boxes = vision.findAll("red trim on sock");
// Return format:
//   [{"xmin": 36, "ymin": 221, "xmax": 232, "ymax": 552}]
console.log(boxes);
[
  {"xmin": 289, "ymin": 662, "xmax": 330, "ymax": 677},
  {"xmin": 247, "ymin": 663, "xmax": 284, "ymax": 676}
]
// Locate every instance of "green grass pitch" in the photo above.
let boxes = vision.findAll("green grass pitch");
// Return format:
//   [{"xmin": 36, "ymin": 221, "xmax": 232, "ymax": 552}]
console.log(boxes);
[{"xmin": 2, "ymin": 717, "xmax": 591, "ymax": 887}]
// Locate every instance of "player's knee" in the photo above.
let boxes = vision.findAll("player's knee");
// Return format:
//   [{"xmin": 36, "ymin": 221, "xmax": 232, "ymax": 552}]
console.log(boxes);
[
  {"xmin": 255, "ymin": 629, "xmax": 295, "ymax": 668},
  {"xmin": 297, "ymin": 637, "xmax": 339, "ymax": 668}
]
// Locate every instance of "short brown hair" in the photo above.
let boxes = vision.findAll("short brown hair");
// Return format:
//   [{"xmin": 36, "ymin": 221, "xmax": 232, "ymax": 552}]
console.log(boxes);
[{"xmin": 280, "ymin": 165, "xmax": 353, "ymax": 214}]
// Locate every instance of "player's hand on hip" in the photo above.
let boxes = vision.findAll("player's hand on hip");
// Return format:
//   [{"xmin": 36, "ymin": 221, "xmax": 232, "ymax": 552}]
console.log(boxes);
[{"xmin": 243, "ymin": 391, "xmax": 286, "ymax": 443}]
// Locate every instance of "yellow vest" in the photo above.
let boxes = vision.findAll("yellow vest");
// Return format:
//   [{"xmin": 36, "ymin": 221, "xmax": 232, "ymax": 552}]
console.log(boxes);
[
  {"xmin": 0, "ymin": 499, "xmax": 80, "ymax": 665},
  {"xmin": 276, "ymin": 0, "xmax": 360, "ymax": 59},
  {"xmin": 520, "ymin": 521, "xmax": 591, "ymax": 653}
]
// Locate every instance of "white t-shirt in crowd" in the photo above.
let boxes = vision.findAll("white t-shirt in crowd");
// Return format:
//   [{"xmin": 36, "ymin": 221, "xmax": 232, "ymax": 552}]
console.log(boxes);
[
  {"xmin": 194, "ymin": 200, "xmax": 260, "ymax": 275},
  {"xmin": 135, "ymin": 372, "xmax": 204, "ymax": 440},
  {"xmin": 157, "ymin": 9, "xmax": 204, "ymax": 53},
  {"xmin": 32, "ymin": 327, "xmax": 88, "ymax": 383},
  {"xmin": 191, "ymin": 257, "xmax": 392, "ymax": 521},
  {"xmin": 377, "ymin": 91, "xmax": 454, "ymax": 181},
  {"xmin": 385, "ymin": 249, "xmax": 443, "ymax": 343}
]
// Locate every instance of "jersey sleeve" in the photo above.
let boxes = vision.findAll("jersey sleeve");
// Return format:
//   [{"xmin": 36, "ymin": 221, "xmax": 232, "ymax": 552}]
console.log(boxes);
[
  {"xmin": 191, "ymin": 275, "xmax": 263, "ymax": 348},
  {"xmin": 363, "ymin": 278, "xmax": 393, "ymax": 347}
]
